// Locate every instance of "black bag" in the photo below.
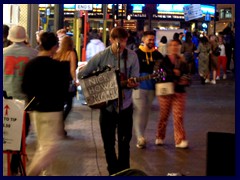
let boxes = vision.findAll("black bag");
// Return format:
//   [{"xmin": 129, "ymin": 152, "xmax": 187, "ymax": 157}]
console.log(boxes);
[
  {"xmin": 69, "ymin": 80, "xmax": 77, "ymax": 97},
  {"xmin": 69, "ymin": 81, "xmax": 76, "ymax": 92},
  {"xmin": 213, "ymin": 47, "xmax": 221, "ymax": 56}
]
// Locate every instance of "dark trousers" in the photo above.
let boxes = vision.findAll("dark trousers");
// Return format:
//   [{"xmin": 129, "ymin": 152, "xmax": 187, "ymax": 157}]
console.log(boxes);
[
  {"xmin": 63, "ymin": 93, "xmax": 74, "ymax": 121},
  {"xmin": 99, "ymin": 104, "xmax": 133, "ymax": 175},
  {"xmin": 225, "ymin": 44, "xmax": 232, "ymax": 70}
]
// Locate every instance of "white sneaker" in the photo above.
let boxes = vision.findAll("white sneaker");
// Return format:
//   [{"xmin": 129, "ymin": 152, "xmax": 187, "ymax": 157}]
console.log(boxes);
[
  {"xmin": 136, "ymin": 137, "xmax": 146, "ymax": 149},
  {"xmin": 155, "ymin": 138, "xmax": 164, "ymax": 145},
  {"xmin": 205, "ymin": 79, "xmax": 210, "ymax": 83},
  {"xmin": 223, "ymin": 74, "xmax": 227, "ymax": 79},
  {"xmin": 210, "ymin": 80, "xmax": 216, "ymax": 84},
  {"xmin": 216, "ymin": 76, "xmax": 220, "ymax": 80},
  {"xmin": 175, "ymin": 140, "xmax": 188, "ymax": 148}
]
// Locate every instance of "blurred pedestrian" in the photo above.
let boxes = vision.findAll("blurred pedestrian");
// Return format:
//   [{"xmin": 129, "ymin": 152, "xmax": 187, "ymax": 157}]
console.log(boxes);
[
  {"xmin": 86, "ymin": 29, "xmax": 105, "ymax": 61},
  {"xmin": 216, "ymin": 35, "xmax": 227, "ymax": 80},
  {"xmin": 3, "ymin": 25, "xmax": 38, "ymax": 175},
  {"xmin": 181, "ymin": 32, "xmax": 196, "ymax": 74},
  {"xmin": 57, "ymin": 28, "xmax": 79, "ymax": 69},
  {"xmin": 222, "ymin": 27, "xmax": 234, "ymax": 72},
  {"xmin": 3, "ymin": 24, "xmax": 12, "ymax": 47},
  {"xmin": 126, "ymin": 30, "xmax": 138, "ymax": 51},
  {"xmin": 22, "ymin": 32, "xmax": 68, "ymax": 176},
  {"xmin": 158, "ymin": 36, "xmax": 168, "ymax": 56},
  {"xmin": 53, "ymin": 35, "xmax": 78, "ymax": 135},
  {"xmin": 179, "ymin": 32, "xmax": 184, "ymax": 44},
  {"xmin": 192, "ymin": 31, "xmax": 200, "ymax": 74},
  {"xmin": 206, "ymin": 35, "xmax": 219, "ymax": 84},
  {"xmin": 173, "ymin": 32, "xmax": 182, "ymax": 45},
  {"xmin": 35, "ymin": 30, "xmax": 44, "ymax": 51},
  {"xmin": 195, "ymin": 36, "xmax": 211, "ymax": 84},
  {"xmin": 56, "ymin": 28, "xmax": 67, "ymax": 43},
  {"xmin": 155, "ymin": 39, "xmax": 190, "ymax": 148}
]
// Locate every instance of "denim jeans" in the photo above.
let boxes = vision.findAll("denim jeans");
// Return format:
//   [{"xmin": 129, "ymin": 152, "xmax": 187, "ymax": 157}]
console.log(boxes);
[
  {"xmin": 132, "ymin": 89, "xmax": 155, "ymax": 140},
  {"xmin": 99, "ymin": 104, "xmax": 133, "ymax": 175}
]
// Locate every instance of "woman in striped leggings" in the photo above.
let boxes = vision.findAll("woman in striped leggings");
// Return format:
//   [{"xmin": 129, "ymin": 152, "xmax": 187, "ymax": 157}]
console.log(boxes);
[{"xmin": 155, "ymin": 39, "xmax": 190, "ymax": 148}]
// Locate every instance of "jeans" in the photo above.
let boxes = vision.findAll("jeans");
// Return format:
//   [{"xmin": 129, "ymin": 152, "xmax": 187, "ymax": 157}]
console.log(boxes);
[
  {"xmin": 99, "ymin": 104, "xmax": 133, "ymax": 175},
  {"xmin": 132, "ymin": 89, "xmax": 155, "ymax": 139}
]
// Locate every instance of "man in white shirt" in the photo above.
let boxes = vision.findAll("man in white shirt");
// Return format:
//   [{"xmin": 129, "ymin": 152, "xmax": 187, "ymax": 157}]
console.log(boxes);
[{"xmin": 86, "ymin": 29, "xmax": 105, "ymax": 61}]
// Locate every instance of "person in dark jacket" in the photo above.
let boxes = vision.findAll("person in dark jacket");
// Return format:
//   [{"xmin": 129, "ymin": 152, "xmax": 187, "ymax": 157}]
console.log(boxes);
[{"xmin": 22, "ymin": 32, "xmax": 68, "ymax": 176}]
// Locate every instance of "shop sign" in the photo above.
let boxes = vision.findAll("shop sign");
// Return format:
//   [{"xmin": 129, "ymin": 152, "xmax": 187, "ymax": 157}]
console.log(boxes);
[
  {"xmin": 76, "ymin": 4, "xmax": 93, "ymax": 11},
  {"xmin": 183, "ymin": 4, "xmax": 202, "ymax": 21}
]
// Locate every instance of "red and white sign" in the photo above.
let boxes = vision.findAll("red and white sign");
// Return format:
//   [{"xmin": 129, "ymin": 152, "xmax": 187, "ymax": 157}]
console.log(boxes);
[{"xmin": 3, "ymin": 98, "xmax": 25, "ymax": 151}]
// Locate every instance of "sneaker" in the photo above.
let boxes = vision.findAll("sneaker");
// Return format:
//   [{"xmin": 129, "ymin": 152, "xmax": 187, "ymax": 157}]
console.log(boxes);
[
  {"xmin": 136, "ymin": 137, "xmax": 146, "ymax": 149},
  {"xmin": 81, "ymin": 101, "xmax": 87, "ymax": 105},
  {"xmin": 205, "ymin": 79, "xmax": 210, "ymax": 83},
  {"xmin": 155, "ymin": 138, "xmax": 164, "ymax": 145},
  {"xmin": 39, "ymin": 169, "xmax": 52, "ymax": 176},
  {"xmin": 216, "ymin": 76, "xmax": 220, "ymax": 80},
  {"xmin": 223, "ymin": 74, "xmax": 227, "ymax": 79},
  {"xmin": 210, "ymin": 80, "xmax": 216, "ymax": 84},
  {"xmin": 175, "ymin": 140, "xmax": 188, "ymax": 148}
]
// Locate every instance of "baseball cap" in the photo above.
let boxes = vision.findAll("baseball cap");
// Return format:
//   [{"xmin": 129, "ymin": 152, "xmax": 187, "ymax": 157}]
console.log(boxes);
[{"xmin": 7, "ymin": 25, "xmax": 27, "ymax": 42}]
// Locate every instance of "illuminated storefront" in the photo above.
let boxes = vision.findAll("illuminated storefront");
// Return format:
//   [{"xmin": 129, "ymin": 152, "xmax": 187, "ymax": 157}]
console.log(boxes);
[{"xmin": 36, "ymin": 4, "xmax": 218, "ymax": 33}]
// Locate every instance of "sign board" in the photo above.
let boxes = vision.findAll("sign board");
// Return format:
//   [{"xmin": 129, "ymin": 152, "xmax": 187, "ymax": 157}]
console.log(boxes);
[
  {"xmin": 183, "ymin": 4, "xmax": 202, "ymax": 21},
  {"xmin": 76, "ymin": 4, "xmax": 93, "ymax": 11},
  {"xmin": 3, "ymin": 99, "xmax": 25, "ymax": 151},
  {"xmin": 79, "ymin": 69, "xmax": 119, "ymax": 106}
]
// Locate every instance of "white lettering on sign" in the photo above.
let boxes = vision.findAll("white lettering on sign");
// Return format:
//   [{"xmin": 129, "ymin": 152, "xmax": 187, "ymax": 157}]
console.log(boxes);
[
  {"xmin": 80, "ymin": 69, "xmax": 119, "ymax": 106},
  {"xmin": 76, "ymin": 4, "xmax": 93, "ymax": 11}
]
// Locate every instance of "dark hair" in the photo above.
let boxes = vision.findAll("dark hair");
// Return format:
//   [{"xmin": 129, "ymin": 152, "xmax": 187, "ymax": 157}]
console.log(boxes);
[
  {"xmin": 110, "ymin": 27, "xmax": 128, "ymax": 40},
  {"xmin": 40, "ymin": 32, "xmax": 58, "ymax": 51},
  {"xmin": 160, "ymin": 36, "xmax": 167, "ymax": 44},
  {"xmin": 200, "ymin": 36, "xmax": 209, "ymax": 44},
  {"xmin": 173, "ymin": 32, "xmax": 179, "ymax": 40},
  {"xmin": 3, "ymin": 24, "xmax": 9, "ymax": 38},
  {"xmin": 143, "ymin": 30, "xmax": 155, "ymax": 37},
  {"xmin": 90, "ymin": 29, "xmax": 99, "ymax": 39},
  {"xmin": 185, "ymin": 32, "xmax": 192, "ymax": 43}
]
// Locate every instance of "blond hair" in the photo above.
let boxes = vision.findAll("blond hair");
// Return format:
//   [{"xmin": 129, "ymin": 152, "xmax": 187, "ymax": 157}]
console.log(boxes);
[{"xmin": 54, "ymin": 36, "xmax": 74, "ymax": 61}]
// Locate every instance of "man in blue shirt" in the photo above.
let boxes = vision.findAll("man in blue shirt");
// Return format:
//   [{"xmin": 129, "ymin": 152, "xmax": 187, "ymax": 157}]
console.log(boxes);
[{"xmin": 78, "ymin": 27, "xmax": 139, "ymax": 175}]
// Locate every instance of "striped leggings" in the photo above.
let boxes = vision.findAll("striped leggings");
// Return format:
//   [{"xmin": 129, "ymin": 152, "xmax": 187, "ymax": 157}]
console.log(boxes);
[{"xmin": 156, "ymin": 93, "xmax": 187, "ymax": 145}]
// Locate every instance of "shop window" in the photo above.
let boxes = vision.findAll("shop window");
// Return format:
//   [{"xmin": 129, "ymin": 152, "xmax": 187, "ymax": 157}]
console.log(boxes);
[{"xmin": 220, "ymin": 8, "xmax": 232, "ymax": 19}]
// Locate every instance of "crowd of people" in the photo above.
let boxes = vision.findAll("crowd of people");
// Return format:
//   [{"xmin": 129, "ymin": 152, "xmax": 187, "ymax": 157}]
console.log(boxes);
[{"xmin": 3, "ymin": 23, "xmax": 235, "ymax": 176}]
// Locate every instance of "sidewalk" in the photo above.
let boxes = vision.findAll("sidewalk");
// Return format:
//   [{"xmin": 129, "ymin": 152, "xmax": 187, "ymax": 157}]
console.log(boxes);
[{"xmin": 3, "ymin": 73, "xmax": 235, "ymax": 176}]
